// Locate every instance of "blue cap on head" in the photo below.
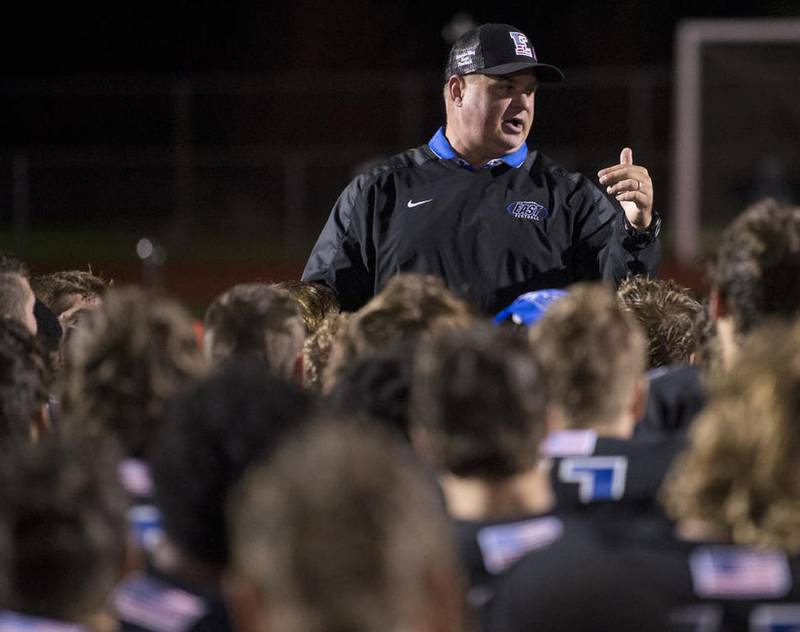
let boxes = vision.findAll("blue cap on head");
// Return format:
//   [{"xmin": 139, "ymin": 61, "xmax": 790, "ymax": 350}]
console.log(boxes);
[{"xmin": 494, "ymin": 289, "xmax": 569, "ymax": 326}]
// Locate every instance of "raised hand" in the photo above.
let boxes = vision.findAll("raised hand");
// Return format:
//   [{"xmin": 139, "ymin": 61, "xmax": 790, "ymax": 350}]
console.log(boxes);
[{"xmin": 597, "ymin": 147, "xmax": 653, "ymax": 230}]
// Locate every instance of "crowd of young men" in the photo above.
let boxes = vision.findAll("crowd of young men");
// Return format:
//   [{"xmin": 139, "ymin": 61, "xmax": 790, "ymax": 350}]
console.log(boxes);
[{"xmin": 0, "ymin": 197, "xmax": 799, "ymax": 632}]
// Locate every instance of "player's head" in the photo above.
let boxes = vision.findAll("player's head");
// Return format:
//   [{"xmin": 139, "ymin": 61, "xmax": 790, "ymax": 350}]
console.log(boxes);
[
  {"xmin": 58, "ymin": 286, "xmax": 205, "ymax": 458},
  {"xmin": 443, "ymin": 24, "xmax": 562, "ymax": 161},
  {"xmin": 325, "ymin": 341, "xmax": 416, "ymax": 441},
  {"xmin": 271, "ymin": 280, "xmax": 340, "ymax": 336},
  {"xmin": 0, "ymin": 250, "xmax": 29, "ymax": 277},
  {"xmin": 616, "ymin": 275, "xmax": 705, "ymax": 368},
  {"xmin": 153, "ymin": 359, "xmax": 311, "ymax": 568},
  {"xmin": 531, "ymin": 283, "xmax": 647, "ymax": 437},
  {"xmin": 228, "ymin": 419, "xmax": 463, "ymax": 632},
  {"xmin": 711, "ymin": 199, "xmax": 800, "ymax": 335},
  {"xmin": 0, "ymin": 435, "xmax": 128, "ymax": 622},
  {"xmin": 204, "ymin": 283, "xmax": 305, "ymax": 380},
  {"xmin": 324, "ymin": 274, "xmax": 475, "ymax": 390},
  {"xmin": 0, "ymin": 318, "xmax": 49, "ymax": 449},
  {"xmin": 0, "ymin": 272, "xmax": 37, "ymax": 335},
  {"xmin": 31, "ymin": 269, "xmax": 108, "ymax": 327},
  {"xmin": 410, "ymin": 323, "xmax": 547, "ymax": 478},
  {"xmin": 662, "ymin": 319, "xmax": 800, "ymax": 552}
]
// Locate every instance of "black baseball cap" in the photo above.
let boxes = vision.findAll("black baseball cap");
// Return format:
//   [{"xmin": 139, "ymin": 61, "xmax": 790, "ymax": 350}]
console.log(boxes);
[{"xmin": 444, "ymin": 23, "xmax": 564, "ymax": 83}]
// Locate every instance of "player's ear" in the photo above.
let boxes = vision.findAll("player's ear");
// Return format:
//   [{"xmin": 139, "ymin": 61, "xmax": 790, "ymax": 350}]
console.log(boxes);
[{"xmin": 447, "ymin": 75, "xmax": 465, "ymax": 106}]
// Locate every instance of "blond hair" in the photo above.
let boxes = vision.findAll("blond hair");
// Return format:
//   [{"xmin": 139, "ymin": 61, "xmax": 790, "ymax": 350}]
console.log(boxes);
[
  {"xmin": 662, "ymin": 319, "xmax": 800, "ymax": 552},
  {"xmin": 530, "ymin": 283, "xmax": 646, "ymax": 428},
  {"xmin": 323, "ymin": 274, "xmax": 475, "ymax": 390},
  {"xmin": 230, "ymin": 419, "xmax": 462, "ymax": 632}
]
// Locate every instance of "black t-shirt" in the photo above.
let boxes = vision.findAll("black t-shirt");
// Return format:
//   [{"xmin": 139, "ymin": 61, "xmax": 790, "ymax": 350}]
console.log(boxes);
[
  {"xmin": 620, "ymin": 533, "xmax": 800, "ymax": 632},
  {"xmin": 453, "ymin": 511, "xmax": 569, "ymax": 630},
  {"xmin": 488, "ymin": 516, "xmax": 671, "ymax": 632},
  {"xmin": 541, "ymin": 429, "xmax": 685, "ymax": 531},
  {"xmin": 636, "ymin": 364, "xmax": 707, "ymax": 438}
]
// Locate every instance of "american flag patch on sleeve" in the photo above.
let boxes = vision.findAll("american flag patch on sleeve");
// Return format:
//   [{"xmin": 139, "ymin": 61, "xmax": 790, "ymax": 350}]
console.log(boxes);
[
  {"xmin": 689, "ymin": 546, "xmax": 792, "ymax": 599},
  {"xmin": 477, "ymin": 516, "xmax": 564, "ymax": 575},
  {"xmin": 113, "ymin": 573, "xmax": 209, "ymax": 632}
]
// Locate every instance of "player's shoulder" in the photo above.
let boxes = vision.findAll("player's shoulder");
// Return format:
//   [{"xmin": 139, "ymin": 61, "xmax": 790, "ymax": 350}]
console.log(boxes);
[
  {"xmin": 542, "ymin": 430, "xmax": 685, "ymax": 508},
  {"xmin": 637, "ymin": 363, "xmax": 707, "ymax": 438},
  {"xmin": 456, "ymin": 512, "xmax": 566, "ymax": 577}
]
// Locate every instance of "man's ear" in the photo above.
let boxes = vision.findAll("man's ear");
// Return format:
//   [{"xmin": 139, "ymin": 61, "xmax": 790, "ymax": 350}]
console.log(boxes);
[
  {"xmin": 709, "ymin": 285, "xmax": 727, "ymax": 322},
  {"xmin": 222, "ymin": 572, "xmax": 269, "ymax": 632},
  {"xmin": 447, "ymin": 75, "xmax": 465, "ymax": 106}
]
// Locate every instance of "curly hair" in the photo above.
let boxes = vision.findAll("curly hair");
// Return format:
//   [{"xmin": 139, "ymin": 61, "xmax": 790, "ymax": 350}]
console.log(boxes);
[
  {"xmin": 662, "ymin": 320, "xmax": 800, "ymax": 552},
  {"xmin": 30, "ymin": 269, "xmax": 109, "ymax": 318},
  {"xmin": 302, "ymin": 311, "xmax": 351, "ymax": 393},
  {"xmin": 272, "ymin": 280, "xmax": 340, "ymax": 336},
  {"xmin": 531, "ymin": 283, "xmax": 646, "ymax": 428},
  {"xmin": 711, "ymin": 199, "xmax": 800, "ymax": 334},
  {"xmin": 617, "ymin": 276, "xmax": 705, "ymax": 368},
  {"xmin": 58, "ymin": 287, "xmax": 205, "ymax": 457},
  {"xmin": 324, "ymin": 274, "xmax": 476, "ymax": 389}
]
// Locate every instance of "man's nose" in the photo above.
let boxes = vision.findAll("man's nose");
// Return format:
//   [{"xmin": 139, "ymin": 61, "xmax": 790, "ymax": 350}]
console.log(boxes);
[{"xmin": 511, "ymin": 90, "xmax": 533, "ymax": 110}]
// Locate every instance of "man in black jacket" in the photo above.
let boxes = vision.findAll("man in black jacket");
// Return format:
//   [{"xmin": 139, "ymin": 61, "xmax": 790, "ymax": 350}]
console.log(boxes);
[{"xmin": 303, "ymin": 23, "xmax": 661, "ymax": 313}]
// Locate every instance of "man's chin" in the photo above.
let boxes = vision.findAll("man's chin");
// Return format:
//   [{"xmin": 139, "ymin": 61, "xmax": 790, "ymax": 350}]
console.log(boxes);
[{"xmin": 495, "ymin": 135, "xmax": 528, "ymax": 156}]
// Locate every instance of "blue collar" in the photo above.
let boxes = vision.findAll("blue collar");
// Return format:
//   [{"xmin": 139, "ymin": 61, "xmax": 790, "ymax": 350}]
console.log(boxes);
[{"xmin": 428, "ymin": 127, "xmax": 528, "ymax": 170}]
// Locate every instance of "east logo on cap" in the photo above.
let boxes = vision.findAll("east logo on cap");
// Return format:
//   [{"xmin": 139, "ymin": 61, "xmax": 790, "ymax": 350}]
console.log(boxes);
[{"xmin": 445, "ymin": 23, "xmax": 564, "ymax": 83}]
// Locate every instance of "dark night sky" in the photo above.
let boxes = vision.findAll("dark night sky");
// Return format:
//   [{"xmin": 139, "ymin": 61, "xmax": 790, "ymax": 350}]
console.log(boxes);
[{"xmin": 3, "ymin": 1, "xmax": 799, "ymax": 76}]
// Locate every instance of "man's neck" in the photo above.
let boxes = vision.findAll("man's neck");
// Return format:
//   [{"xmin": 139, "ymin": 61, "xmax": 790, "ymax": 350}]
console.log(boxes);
[
  {"xmin": 715, "ymin": 317, "xmax": 739, "ymax": 371},
  {"xmin": 441, "ymin": 465, "xmax": 554, "ymax": 522},
  {"xmin": 443, "ymin": 127, "xmax": 508, "ymax": 170}
]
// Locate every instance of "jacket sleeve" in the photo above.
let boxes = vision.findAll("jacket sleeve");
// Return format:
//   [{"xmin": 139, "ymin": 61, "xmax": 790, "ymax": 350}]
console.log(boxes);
[
  {"xmin": 301, "ymin": 175, "xmax": 375, "ymax": 312},
  {"xmin": 571, "ymin": 180, "xmax": 661, "ymax": 287}
]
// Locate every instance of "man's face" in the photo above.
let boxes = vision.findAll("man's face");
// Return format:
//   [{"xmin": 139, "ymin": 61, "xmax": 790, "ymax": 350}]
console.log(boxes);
[{"xmin": 458, "ymin": 70, "xmax": 538, "ymax": 158}]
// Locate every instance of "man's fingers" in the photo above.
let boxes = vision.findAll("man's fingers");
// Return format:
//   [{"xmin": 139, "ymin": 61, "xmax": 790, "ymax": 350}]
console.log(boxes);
[
  {"xmin": 598, "ymin": 166, "xmax": 646, "ymax": 185},
  {"xmin": 597, "ymin": 163, "xmax": 635, "ymax": 179},
  {"xmin": 615, "ymin": 190, "xmax": 648, "ymax": 205},
  {"xmin": 620, "ymin": 147, "xmax": 633, "ymax": 166},
  {"xmin": 606, "ymin": 178, "xmax": 643, "ymax": 196}
]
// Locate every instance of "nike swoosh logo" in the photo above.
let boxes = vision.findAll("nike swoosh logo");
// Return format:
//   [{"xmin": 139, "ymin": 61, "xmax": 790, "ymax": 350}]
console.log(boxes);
[{"xmin": 407, "ymin": 198, "xmax": 433, "ymax": 208}]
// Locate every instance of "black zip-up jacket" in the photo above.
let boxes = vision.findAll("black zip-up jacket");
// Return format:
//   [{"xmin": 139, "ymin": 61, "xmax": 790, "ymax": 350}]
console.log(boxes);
[{"xmin": 302, "ymin": 134, "xmax": 660, "ymax": 313}]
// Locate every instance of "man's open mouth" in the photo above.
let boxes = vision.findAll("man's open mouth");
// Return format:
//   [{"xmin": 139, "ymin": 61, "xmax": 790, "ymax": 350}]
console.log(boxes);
[{"xmin": 502, "ymin": 118, "xmax": 524, "ymax": 133}]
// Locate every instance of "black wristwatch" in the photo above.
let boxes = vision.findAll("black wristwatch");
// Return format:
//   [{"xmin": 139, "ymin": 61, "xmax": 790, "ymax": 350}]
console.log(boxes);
[{"xmin": 623, "ymin": 210, "xmax": 662, "ymax": 246}]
